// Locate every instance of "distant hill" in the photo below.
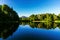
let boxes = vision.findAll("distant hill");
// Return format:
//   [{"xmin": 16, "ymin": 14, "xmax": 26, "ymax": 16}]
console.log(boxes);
[{"xmin": 21, "ymin": 16, "xmax": 27, "ymax": 18}]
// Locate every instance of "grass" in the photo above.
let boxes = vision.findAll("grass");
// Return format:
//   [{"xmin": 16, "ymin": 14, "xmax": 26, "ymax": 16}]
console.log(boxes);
[
  {"xmin": 33, "ymin": 20, "xmax": 60, "ymax": 23},
  {"xmin": 54, "ymin": 20, "xmax": 60, "ymax": 23}
]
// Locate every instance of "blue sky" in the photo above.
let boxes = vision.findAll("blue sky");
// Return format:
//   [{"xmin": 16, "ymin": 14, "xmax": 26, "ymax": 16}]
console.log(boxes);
[{"xmin": 0, "ymin": 0, "xmax": 60, "ymax": 17}]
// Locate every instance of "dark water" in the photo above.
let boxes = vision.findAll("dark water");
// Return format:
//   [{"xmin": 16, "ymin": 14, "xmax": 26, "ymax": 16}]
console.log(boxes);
[{"xmin": 0, "ymin": 22, "xmax": 60, "ymax": 40}]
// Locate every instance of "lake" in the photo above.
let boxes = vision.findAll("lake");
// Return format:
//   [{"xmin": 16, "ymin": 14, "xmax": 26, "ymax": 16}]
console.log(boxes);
[{"xmin": 0, "ymin": 22, "xmax": 60, "ymax": 40}]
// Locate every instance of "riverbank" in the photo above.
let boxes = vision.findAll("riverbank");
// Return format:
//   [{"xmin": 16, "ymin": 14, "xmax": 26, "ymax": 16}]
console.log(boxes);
[{"xmin": 32, "ymin": 21, "xmax": 60, "ymax": 23}]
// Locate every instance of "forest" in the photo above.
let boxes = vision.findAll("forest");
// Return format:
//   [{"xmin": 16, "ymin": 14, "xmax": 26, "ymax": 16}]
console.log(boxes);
[{"xmin": 20, "ymin": 13, "xmax": 60, "ymax": 22}]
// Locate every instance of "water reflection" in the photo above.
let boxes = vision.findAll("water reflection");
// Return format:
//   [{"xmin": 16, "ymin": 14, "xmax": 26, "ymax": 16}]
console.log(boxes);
[
  {"xmin": 0, "ymin": 23, "xmax": 19, "ymax": 39},
  {"xmin": 20, "ymin": 22, "xmax": 60, "ymax": 29},
  {"xmin": 0, "ymin": 22, "xmax": 60, "ymax": 40}
]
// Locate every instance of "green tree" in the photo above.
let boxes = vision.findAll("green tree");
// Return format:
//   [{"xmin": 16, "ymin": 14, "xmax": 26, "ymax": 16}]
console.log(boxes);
[{"xmin": 0, "ymin": 4, "xmax": 19, "ymax": 22}]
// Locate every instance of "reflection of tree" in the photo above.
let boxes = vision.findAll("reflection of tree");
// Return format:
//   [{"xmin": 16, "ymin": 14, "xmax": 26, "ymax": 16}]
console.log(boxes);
[
  {"xmin": 20, "ymin": 22, "xmax": 29, "ymax": 25},
  {"xmin": 29, "ymin": 22, "xmax": 38, "ymax": 28},
  {"xmin": 20, "ymin": 22, "xmax": 60, "ymax": 29},
  {"xmin": 0, "ymin": 23, "xmax": 19, "ymax": 39},
  {"xmin": 37, "ymin": 23, "xmax": 43, "ymax": 28},
  {"xmin": 55, "ymin": 23, "xmax": 60, "ymax": 28}
]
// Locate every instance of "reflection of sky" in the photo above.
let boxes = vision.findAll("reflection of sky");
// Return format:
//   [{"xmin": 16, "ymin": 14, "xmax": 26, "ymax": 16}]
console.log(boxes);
[
  {"xmin": 0, "ymin": 0, "xmax": 60, "ymax": 17},
  {"xmin": 0, "ymin": 38, "xmax": 2, "ymax": 40},
  {"xmin": 6, "ymin": 25, "xmax": 60, "ymax": 40},
  {"xmin": 51, "ymin": 27, "xmax": 60, "ymax": 31}
]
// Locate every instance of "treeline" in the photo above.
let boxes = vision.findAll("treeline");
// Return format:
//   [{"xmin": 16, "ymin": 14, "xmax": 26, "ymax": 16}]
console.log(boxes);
[
  {"xmin": 20, "ymin": 13, "xmax": 60, "ymax": 22},
  {"xmin": 0, "ymin": 4, "xmax": 19, "ymax": 22}
]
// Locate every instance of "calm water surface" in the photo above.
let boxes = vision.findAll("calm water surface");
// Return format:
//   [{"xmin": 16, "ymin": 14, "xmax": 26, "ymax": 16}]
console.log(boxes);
[{"xmin": 0, "ymin": 22, "xmax": 60, "ymax": 40}]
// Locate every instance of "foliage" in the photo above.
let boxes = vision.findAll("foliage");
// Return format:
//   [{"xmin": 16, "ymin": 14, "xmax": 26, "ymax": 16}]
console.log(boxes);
[
  {"xmin": 20, "ymin": 13, "xmax": 60, "ymax": 22},
  {"xmin": 0, "ymin": 4, "xmax": 19, "ymax": 22}
]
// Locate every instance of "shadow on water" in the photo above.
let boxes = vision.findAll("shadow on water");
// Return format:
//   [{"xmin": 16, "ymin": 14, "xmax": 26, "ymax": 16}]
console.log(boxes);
[{"xmin": 0, "ymin": 23, "xmax": 19, "ymax": 39}]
